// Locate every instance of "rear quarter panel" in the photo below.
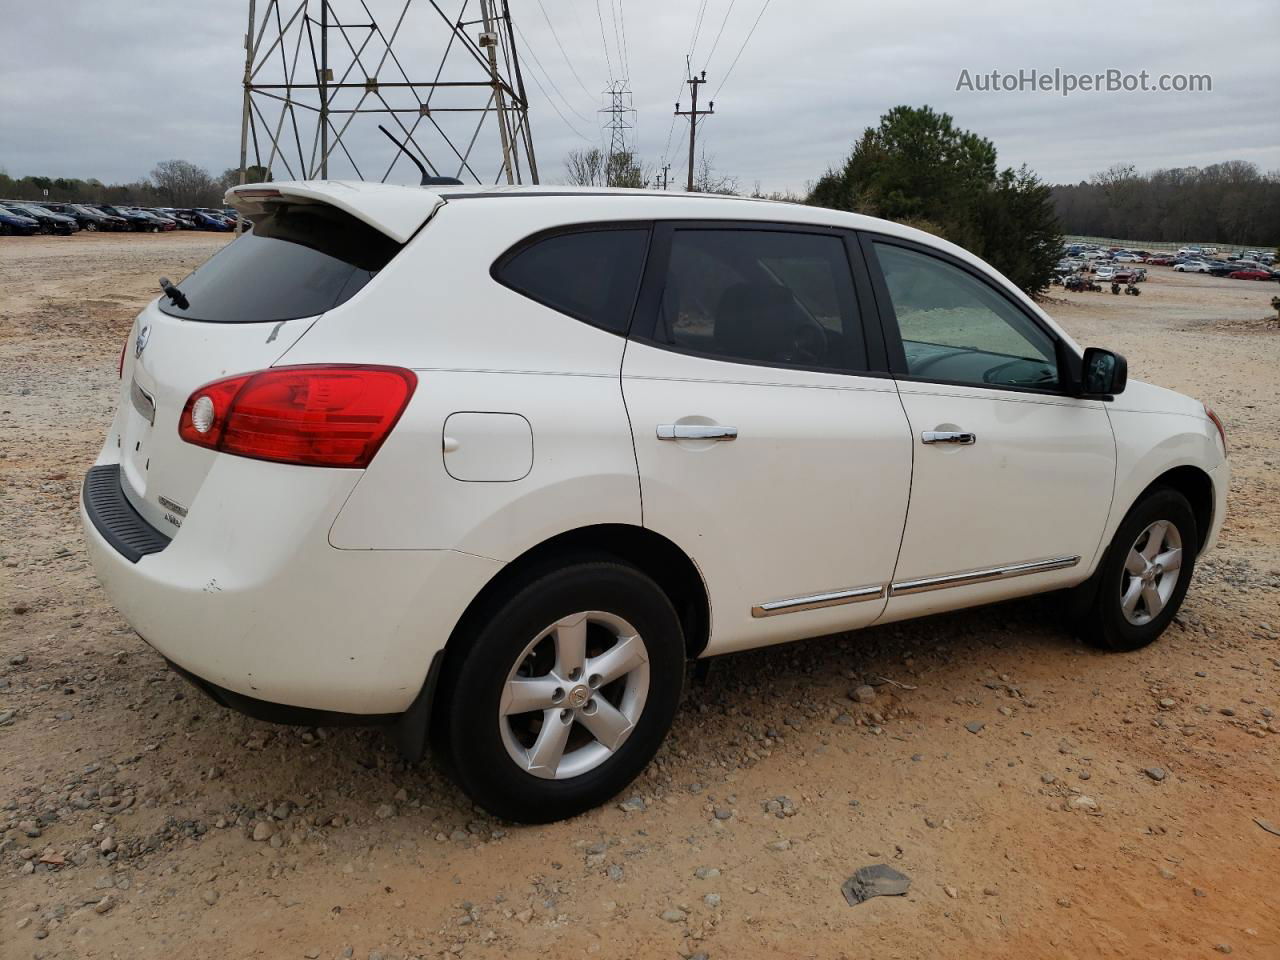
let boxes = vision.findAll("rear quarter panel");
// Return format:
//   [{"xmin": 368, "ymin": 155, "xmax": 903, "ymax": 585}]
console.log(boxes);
[{"xmin": 283, "ymin": 201, "xmax": 643, "ymax": 558}]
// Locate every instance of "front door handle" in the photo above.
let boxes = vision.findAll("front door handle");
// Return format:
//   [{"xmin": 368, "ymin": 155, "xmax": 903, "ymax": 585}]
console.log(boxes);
[
  {"xmin": 657, "ymin": 424, "xmax": 738, "ymax": 441},
  {"xmin": 921, "ymin": 430, "xmax": 976, "ymax": 445}
]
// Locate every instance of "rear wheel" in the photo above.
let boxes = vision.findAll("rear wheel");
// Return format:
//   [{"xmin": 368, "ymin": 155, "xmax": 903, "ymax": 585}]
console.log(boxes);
[
  {"xmin": 1074, "ymin": 488, "xmax": 1197, "ymax": 651},
  {"xmin": 440, "ymin": 561, "xmax": 685, "ymax": 823}
]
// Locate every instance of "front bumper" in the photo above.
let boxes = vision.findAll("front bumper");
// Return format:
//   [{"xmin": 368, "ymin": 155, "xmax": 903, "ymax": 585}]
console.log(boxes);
[{"xmin": 80, "ymin": 454, "xmax": 502, "ymax": 715}]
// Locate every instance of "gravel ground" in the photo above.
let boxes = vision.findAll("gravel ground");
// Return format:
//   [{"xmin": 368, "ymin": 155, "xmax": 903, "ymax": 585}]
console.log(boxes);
[{"xmin": 1, "ymin": 232, "xmax": 1278, "ymax": 960}]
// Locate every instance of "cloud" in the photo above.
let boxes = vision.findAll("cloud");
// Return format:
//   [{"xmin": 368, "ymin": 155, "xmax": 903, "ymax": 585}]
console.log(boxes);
[{"xmin": 0, "ymin": 0, "xmax": 1275, "ymax": 193}]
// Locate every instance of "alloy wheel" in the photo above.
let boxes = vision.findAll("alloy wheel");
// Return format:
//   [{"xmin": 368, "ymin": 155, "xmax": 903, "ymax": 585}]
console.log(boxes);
[
  {"xmin": 499, "ymin": 611, "xmax": 650, "ymax": 780},
  {"xmin": 1120, "ymin": 520, "xmax": 1183, "ymax": 626}
]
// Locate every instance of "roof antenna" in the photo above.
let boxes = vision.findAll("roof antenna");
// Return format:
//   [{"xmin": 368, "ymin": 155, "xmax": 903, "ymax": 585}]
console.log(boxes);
[{"xmin": 377, "ymin": 124, "xmax": 463, "ymax": 186}]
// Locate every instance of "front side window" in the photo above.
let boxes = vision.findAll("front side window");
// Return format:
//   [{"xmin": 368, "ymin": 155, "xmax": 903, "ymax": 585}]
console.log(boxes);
[
  {"xmin": 655, "ymin": 229, "xmax": 865, "ymax": 372},
  {"xmin": 873, "ymin": 242, "xmax": 1058, "ymax": 390},
  {"xmin": 495, "ymin": 228, "xmax": 649, "ymax": 334}
]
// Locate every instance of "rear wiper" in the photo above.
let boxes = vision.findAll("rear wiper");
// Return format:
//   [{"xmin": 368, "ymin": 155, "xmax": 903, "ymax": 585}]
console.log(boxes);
[{"xmin": 159, "ymin": 277, "xmax": 189, "ymax": 310}]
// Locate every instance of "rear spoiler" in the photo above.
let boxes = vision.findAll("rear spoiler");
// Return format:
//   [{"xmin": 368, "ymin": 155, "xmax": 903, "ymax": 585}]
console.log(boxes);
[{"xmin": 225, "ymin": 181, "xmax": 445, "ymax": 244}]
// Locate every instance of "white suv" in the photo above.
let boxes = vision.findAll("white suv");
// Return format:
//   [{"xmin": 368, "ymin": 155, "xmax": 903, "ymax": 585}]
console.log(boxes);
[{"xmin": 82, "ymin": 182, "xmax": 1229, "ymax": 822}]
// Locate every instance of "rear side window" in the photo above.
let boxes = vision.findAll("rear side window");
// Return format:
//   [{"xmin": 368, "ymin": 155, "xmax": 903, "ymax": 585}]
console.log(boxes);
[
  {"xmin": 654, "ymin": 229, "xmax": 866, "ymax": 372},
  {"xmin": 494, "ymin": 227, "xmax": 649, "ymax": 334},
  {"xmin": 158, "ymin": 204, "xmax": 400, "ymax": 323}
]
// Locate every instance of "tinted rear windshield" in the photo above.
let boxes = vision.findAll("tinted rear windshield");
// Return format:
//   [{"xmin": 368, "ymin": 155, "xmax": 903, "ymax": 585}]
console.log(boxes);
[{"xmin": 158, "ymin": 203, "xmax": 401, "ymax": 323}]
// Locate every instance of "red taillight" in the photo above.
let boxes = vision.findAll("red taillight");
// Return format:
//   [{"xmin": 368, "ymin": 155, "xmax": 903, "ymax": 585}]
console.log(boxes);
[
  {"xmin": 1204, "ymin": 404, "xmax": 1227, "ymax": 454},
  {"xmin": 178, "ymin": 365, "xmax": 417, "ymax": 468}
]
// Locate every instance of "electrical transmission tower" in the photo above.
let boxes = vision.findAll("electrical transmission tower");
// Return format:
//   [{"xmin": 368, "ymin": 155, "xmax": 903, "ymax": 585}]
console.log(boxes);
[
  {"xmin": 600, "ymin": 80, "xmax": 635, "ymax": 166},
  {"xmin": 675, "ymin": 71, "xmax": 713, "ymax": 192},
  {"xmin": 237, "ymin": 0, "xmax": 539, "ymax": 188}
]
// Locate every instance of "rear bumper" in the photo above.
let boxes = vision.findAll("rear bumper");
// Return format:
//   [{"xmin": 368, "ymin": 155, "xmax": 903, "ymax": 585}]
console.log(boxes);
[{"xmin": 80, "ymin": 453, "xmax": 503, "ymax": 715}]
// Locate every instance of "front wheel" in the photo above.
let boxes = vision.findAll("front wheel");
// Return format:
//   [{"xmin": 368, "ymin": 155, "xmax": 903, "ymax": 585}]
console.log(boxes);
[
  {"xmin": 440, "ymin": 561, "xmax": 685, "ymax": 822},
  {"xmin": 1074, "ymin": 488, "xmax": 1197, "ymax": 651}
]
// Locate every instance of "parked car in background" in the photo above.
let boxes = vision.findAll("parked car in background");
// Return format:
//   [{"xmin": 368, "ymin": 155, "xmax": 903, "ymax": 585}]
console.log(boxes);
[
  {"xmin": 4, "ymin": 202, "xmax": 77, "ymax": 235},
  {"xmin": 155, "ymin": 208, "xmax": 198, "ymax": 229},
  {"xmin": 43, "ymin": 202, "xmax": 119, "ymax": 232},
  {"xmin": 1173, "ymin": 260, "xmax": 1210, "ymax": 273},
  {"xmin": 1112, "ymin": 252, "xmax": 1143, "ymax": 263},
  {"xmin": 1227, "ymin": 268, "xmax": 1272, "ymax": 281},
  {"xmin": 95, "ymin": 204, "xmax": 153, "ymax": 231},
  {"xmin": 182, "ymin": 208, "xmax": 233, "ymax": 231},
  {"xmin": 0, "ymin": 203, "xmax": 41, "ymax": 235},
  {"xmin": 1095, "ymin": 264, "xmax": 1116, "ymax": 281},
  {"xmin": 1144, "ymin": 255, "xmax": 1174, "ymax": 266},
  {"xmin": 81, "ymin": 181, "xmax": 1230, "ymax": 822},
  {"xmin": 1112, "ymin": 268, "xmax": 1145, "ymax": 284}
]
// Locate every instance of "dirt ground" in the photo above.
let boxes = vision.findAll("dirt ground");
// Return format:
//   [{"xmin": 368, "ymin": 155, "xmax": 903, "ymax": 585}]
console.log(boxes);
[{"xmin": 1, "ymin": 232, "xmax": 1278, "ymax": 960}]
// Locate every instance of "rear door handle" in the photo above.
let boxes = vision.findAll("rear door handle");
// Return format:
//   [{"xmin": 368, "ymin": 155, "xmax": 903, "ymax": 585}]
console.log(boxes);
[
  {"xmin": 921, "ymin": 430, "xmax": 976, "ymax": 445},
  {"xmin": 657, "ymin": 424, "xmax": 738, "ymax": 441}
]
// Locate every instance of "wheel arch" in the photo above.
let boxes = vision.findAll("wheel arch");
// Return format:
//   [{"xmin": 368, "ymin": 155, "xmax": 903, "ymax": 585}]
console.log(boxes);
[
  {"xmin": 444, "ymin": 523, "xmax": 711, "ymax": 663},
  {"xmin": 1141, "ymin": 464, "xmax": 1214, "ymax": 555}
]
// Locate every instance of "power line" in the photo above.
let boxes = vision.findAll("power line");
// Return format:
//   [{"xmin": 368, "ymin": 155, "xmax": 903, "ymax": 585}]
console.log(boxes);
[
  {"xmin": 534, "ymin": 0, "xmax": 596, "ymax": 103},
  {"xmin": 609, "ymin": 0, "xmax": 626, "ymax": 81},
  {"xmin": 687, "ymin": 0, "xmax": 711, "ymax": 62},
  {"xmin": 511, "ymin": 21, "xmax": 594, "ymax": 141},
  {"xmin": 713, "ymin": 0, "xmax": 773, "ymax": 99},
  {"xmin": 704, "ymin": 0, "xmax": 739, "ymax": 71},
  {"xmin": 593, "ymin": 0, "xmax": 615, "ymax": 83},
  {"xmin": 616, "ymin": 0, "xmax": 632, "ymax": 83}
]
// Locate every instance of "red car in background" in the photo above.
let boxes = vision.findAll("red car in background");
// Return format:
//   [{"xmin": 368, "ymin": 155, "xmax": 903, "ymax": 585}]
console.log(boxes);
[
  {"xmin": 1144, "ymin": 255, "xmax": 1174, "ymax": 265},
  {"xmin": 1227, "ymin": 269, "xmax": 1271, "ymax": 280}
]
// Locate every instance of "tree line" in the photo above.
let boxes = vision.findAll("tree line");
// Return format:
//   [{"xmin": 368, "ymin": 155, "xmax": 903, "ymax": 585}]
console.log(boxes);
[
  {"xmin": 1052, "ymin": 161, "xmax": 1280, "ymax": 247},
  {"xmin": 0, "ymin": 161, "xmax": 269, "ymax": 208}
]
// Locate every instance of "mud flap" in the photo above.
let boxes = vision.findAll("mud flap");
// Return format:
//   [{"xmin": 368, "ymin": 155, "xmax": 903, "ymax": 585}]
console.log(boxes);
[{"xmin": 394, "ymin": 650, "xmax": 445, "ymax": 763}]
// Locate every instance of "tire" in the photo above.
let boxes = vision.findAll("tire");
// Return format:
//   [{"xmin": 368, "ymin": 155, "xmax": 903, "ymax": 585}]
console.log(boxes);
[
  {"xmin": 1074, "ymin": 488, "xmax": 1197, "ymax": 652},
  {"xmin": 439, "ymin": 560, "xmax": 685, "ymax": 823}
]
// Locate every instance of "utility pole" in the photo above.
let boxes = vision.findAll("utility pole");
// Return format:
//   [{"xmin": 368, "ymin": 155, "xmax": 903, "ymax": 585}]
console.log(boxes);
[
  {"xmin": 318, "ymin": 0, "xmax": 329, "ymax": 178},
  {"xmin": 675, "ymin": 71, "xmax": 713, "ymax": 192}
]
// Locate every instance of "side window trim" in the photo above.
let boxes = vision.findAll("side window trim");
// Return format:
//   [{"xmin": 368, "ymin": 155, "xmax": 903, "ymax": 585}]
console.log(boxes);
[
  {"xmin": 857, "ymin": 231, "xmax": 1075, "ymax": 395},
  {"xmin": 490, "ymin": 220, "xmax": 654, "ymax": 336},
  {"xmin": 629, "ymin": 218, "xmax": 881, "ymax": 378}
]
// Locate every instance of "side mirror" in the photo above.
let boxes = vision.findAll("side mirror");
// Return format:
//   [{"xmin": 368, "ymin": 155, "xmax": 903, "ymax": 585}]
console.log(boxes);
[{"xmin": 1079, "ymin": 347, "xmax": 1127, "ymax": 398}]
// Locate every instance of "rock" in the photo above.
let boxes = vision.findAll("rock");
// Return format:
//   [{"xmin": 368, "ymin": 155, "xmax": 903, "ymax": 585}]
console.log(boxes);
[
  {"xmin": 983, "ymin": 886, "xmax": 999, "ymax": 897},
  {"xmin": 1158, "ymin": 698, "xmax": 1176, "ymax": 709},
  {"xmin": 1068, "ymin": 795, "xmax": 1099, "ymax": 812},
  {"xmin": 607, "ymin": 864, "xmax": 624, "ymax": 882},
  {"xmin": 713, "ymin": 807, "xmax": 733, "ymax": 821},
  {"xmin": 374, "ymin": 803, "xmax": 396, "ymax": 820},
  {"xmin": 99, "ymin": 835, "xmax": 117, "ymax": 854},
  {"xmin": 93, "ymin": 896, "xmax": 116, "ymax": 915},
  {"xmin": 1159, "ymin": 868, "xmax": 1176, "ymax": 880},
  {"xmin": 1214, "ymin": 945, "xmax": 1232, "ymax": 954},
  {"xmin": 514, "ymin": 908, "xmax": 533, "ymax": 924},
  {"xmin": 943, "ymin": 885, "xmax": 958, "ymax": 899},
  {"xmin": 660, "ymin": 908, "xmax": 688, "ymax": 923},
  {"xmin": 842, "ymin": 864, "xmax": 911, "ymax": 905},
  {"xmin": 1144, "ymin": 767, "xmax": 1167, "ymax": 782},
  {"xmin": 851, "ymin": 685, "xmax": 876, "ymax": 704},
  {"xmin": 1040, "ymin": 773, "xmax": 1056, "ymax": 784},
  {"xmin": 765, "ymin": 839, "xmax": 791, "ymax": 852},
  {"xmin": 8, "ymin": 654, "xmax": 27, "ymax": 665},
  {"xmin": 252, "ymin": 821, "xmax": 275, "ymax": 842},
  {"xmin": 703, "ymin": 893, "xmax": 721, "ymax": 908},
  {"xmin": 202, "ymin": 888, "xmax": 219, "ymax": 905},
  {"xmin": 18, "ymin": 820, "xmax": 41, "ymax": 838},
  {"xmin": 618, "ymin": 796, "xmax": 645, "ymax": 813},
  {"xmin": 1220, "ymin": 708, "xmax": 1236, "ymax": 717},
  {"xmin": 1253, "ymin": 817, "xmax": 1280, "ymax": 837},
  {"xmin": 0, "ymin": 710, "xmax": 14, "ymax": 726},
  {"xmin": 304, "ymin": 951, "xmax": 321, "ymax": 959},
  {"xmin": 694, "ymin": 867, "xmax": 721, "ymax": 879},
  {"xmin": 1078, "ymin": 770, "xmax": 1091, "ymax": 781},
  {"xmin": 965, "ymin": 722, "xmax": 984, "ymax": 735}
]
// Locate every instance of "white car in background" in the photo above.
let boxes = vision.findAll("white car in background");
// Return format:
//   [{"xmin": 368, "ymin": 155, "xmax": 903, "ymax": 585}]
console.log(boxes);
[
  {"xmin": 1174, "ymin": 260, "xmax": 1211, "ymax": 273},
  {"xmin": 81, "ymin": 183, "xmax": 1229, "ymax": 822}
]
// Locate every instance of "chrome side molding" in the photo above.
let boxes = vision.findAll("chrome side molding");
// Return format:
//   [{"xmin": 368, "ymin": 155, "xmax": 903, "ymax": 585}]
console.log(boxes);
[
  {"xmin": 751, "ymin": 584, "xmax": 885, "ymax": 618},
  {"xmin": 890, "ymin": 555, "xmax": 1080, "ymax": 596}
]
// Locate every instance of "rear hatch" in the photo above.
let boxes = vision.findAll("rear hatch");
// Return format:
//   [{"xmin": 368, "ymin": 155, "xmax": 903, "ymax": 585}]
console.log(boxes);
[{"xmin": 116, "ymin": 182, "xmax": 443, "ymax": 534}]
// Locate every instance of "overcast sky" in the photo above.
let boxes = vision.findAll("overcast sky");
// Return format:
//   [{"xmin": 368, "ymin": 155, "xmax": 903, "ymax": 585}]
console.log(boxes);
[{"xmin": 1, "ymin": 0, "xmax": 1277, "ymax": 193}]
